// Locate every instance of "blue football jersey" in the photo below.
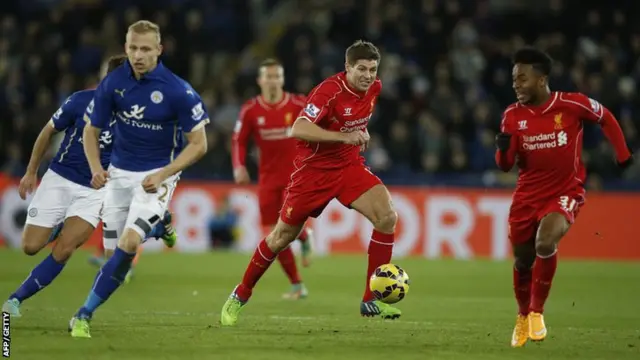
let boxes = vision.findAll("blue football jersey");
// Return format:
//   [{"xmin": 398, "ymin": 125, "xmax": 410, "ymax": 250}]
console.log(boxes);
[
  {"xmin": 84, "ymin": 61, "xmax": 210, "ymax": 172},
  {"xmin": 49, "ymin": 89, "xmax": 114, "ymax": 188}
]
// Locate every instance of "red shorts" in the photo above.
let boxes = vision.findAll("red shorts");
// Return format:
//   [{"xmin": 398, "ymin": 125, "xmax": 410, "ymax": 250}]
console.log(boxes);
[
  {"xmin": 258, "ymin": 187, "xmax": 286, "ymax": 226},
  {"xmin": 508, "ymin": 194, "xmax": 584, "ymax": 245},
  {"xmin": 280, "ymin": 164, "xmax": 382, "ymax": 225}
]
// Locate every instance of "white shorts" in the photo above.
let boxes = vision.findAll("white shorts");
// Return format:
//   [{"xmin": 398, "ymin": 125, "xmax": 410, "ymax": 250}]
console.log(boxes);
[
  {"xmin": 101, "ymin": 165, "xmax": 179, "ymax": 250},
  {"xmin": 25, "ymin": 169, "xmax": 104, "ymax": 228}
]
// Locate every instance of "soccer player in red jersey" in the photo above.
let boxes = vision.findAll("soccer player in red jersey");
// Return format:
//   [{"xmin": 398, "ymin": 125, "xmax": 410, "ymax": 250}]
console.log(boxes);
[
  {"xmin": 221, "ymin": 40, "xmax": 401, "ymax": 325},
  {"xmin": 495, "ymin": 47, "xmax": 633, "ymax": 347},
  {"xmin": 232, "ymin": 58, "xmax": 315, "ymax": 300}
]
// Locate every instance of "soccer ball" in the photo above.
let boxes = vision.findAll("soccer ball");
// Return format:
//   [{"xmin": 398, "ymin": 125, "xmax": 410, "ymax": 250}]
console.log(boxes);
[{"xmin": 369, "ymin": 264, "xmax": 410, "ymax": 304}]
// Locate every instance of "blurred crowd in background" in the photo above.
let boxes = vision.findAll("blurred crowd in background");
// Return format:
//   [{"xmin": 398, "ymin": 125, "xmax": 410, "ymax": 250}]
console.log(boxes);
[{"xmin": 1, "ymin": 0, "xmax": 639, "ymax": 190}]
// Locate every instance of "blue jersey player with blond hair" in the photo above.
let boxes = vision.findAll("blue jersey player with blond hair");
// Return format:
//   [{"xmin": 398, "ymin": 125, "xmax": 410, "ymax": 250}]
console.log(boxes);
[
  {"xmin": 68, "ymin": 20, "xmax": 210, "ymax": 338},
  {"xmin": 2, "ymin": 55, "xmax": 175, "ymax": 318}
]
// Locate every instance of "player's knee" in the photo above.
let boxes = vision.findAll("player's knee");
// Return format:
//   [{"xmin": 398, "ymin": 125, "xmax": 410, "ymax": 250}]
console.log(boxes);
[
  {"xmin": 512, "ymin": 243, "xmax": 535, "ymax": 270},
  {"xmin": 535, "ymin": 228, "xmax": 562, "ymax": 256},
  {"xmin": 534, "ymin": 239, "xmax": 556, "ymax": 257},
  {"xmin": 21, "ymin": 241, "xmax": 42, "ymax": 256},
  {"xmin": 51, "ymin": 240, "xmax": 76, "ymax": 262},
  {"xmin": 374, "ymin": 210, "xmax": 397, "ymax": 233},
  {"xmin": 514, "ymin": 255, "xmax": 534, "ymax": 271},
  {"xmin": 118, "ymin": 229, "xmax": 143, "ymax": 253}
]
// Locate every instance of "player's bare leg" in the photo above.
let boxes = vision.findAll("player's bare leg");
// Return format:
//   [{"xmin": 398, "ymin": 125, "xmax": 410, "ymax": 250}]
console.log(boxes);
[
  {"xmin": 350, "ymin": 184, "xmax": 401, "ymax": 319},
  {"xmin": 529, "ymin": 213, "xmax": 569, "ymax": 342},
  {"xmin": 70, "ymin": 228, "xmax": 144, "ymax": 338},
  {"xmin": 221, "ymin": 220, "xmax": 303, "ymax": 326},
  {"xmin": 511, "ymin": 241, "xmax": 536, "ymax": 347},
  {"xmin": 272, "ymin": 224, "xmax": 308, "ymax": 300},
  {"xmin": 3, "ymin": 218, "xmax": 94, "ymax": 317}
]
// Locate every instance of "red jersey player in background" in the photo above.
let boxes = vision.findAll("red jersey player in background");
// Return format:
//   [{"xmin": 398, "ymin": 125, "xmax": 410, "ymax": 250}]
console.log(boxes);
[
  {"xmin": 496, "ymin": 47, "xmax": 633, "ymax": 347},
  {"xmin": 221, "ymin": 40, "xmax": 402, "ymax": 326},
  {"xmin": 232, "ymin": 58, "xmax": 314, "ymax": 300}
]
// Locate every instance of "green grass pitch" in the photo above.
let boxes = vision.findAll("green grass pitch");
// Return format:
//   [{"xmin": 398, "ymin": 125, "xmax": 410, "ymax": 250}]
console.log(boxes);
[{"xmin": 1, "ymin": 250, "xmax": 639, "ymax": 359}]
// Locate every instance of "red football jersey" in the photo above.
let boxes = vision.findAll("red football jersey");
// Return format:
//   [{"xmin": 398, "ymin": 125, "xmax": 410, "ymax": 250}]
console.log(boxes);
[
  {"xmin": 498, "ymin": 91, "xmax": 629, "ymax": 204},
  {"xmin": 296, "ymin": 72, "xmax": 381, "ymax": 169},
  {"xmin": 232, "ymin": 92, "xmax": 306, "ymax": 189}
]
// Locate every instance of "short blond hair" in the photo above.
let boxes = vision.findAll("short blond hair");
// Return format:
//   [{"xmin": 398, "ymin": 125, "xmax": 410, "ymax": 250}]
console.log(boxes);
[{"xmin": 127, "ymin": 20, "xmax": 161, "ymax": 43}]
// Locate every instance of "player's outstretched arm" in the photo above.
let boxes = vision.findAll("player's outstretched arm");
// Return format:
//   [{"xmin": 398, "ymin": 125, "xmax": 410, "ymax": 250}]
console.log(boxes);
[
  {"xmin": 158, "ymin": 126, "xmax": 208, "ymax": 179},
  {"xmin": 290, "ymin": 117, "xmax": 343, "ymax": 142},
  {"xmin": 494, "ymin": 133, "xmax": 516, "ymax": 172},
  {"xmin": 569, "ymin": 94, "xmax": 633, "ymax": 167},
  {"xmin": 595, "ymin": 107, "xmax": 633, "ymax": 167},
  {"xmin": 17, "ymin": 122, "xmax": 59, "ymax": 199},
  {"xmin": 231, "ymin": 102, "xmax": 254, "ymax": 184},
  {"xmin": 82, "ymin": 124, "xmax": 104, "ymax": 175},
  {"xmin": 26, "ymin": 123, "xmax": 59, "ymax": 175}
]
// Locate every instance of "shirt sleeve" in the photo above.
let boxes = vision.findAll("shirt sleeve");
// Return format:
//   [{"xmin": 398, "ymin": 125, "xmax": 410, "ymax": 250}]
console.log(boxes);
[
  {"xmin": 231, "ymin": 101, "xmax": 255, "ymax": 169},
  {"xmin": 565, "ymin": 93, "xmax": 631, "ymax": 163},
  {"xmin": 495, "ymin": 106, "xmax": 518, "ymax": 171},
  {"xmin": 50, "ymin": 94, "xmax": 78, "ymax": 131},
  {"xmin": 85, "ymin": 77, "xmax": 114, "ymax": 129},
  {"xmin": 298, "ymin": 80, "xmax": 341, "ymax": 125},
  {"xmin": 174, "ymin": 87, "xmax": 211, "ymax": 133},
  {"xmin": 565, "ymin": 92, "xmax": 605, "ymax": 123}
]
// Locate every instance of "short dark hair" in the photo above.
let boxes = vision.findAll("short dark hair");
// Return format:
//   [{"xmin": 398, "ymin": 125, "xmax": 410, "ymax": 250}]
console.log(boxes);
[
  {"xmin": 259, "ymin": 58, "xmax": 282, "ymax": 68},
  {"xmin": 512, "ymin": 47, "xmax": 553, "ymax": 76},
  {"xmin": 345, "ymin": 40, "xmax": 381, "ymax": 66},
  {"xmin": 106, "ymin": 54, "xmax": 127, "ymax": 73}
]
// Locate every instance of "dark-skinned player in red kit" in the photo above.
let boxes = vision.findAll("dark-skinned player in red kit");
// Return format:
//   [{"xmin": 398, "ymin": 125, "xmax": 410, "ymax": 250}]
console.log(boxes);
[
  {"xmin": 496, "ymin": 47, "xmax": 633, "ymax": 347},
  {"xmin": 232, "ymin": 58, "xmax": 314, "ymax": 300},
  {"xmin": 221, "ymin": 40, "xmax": 401, "ymax": 325}
]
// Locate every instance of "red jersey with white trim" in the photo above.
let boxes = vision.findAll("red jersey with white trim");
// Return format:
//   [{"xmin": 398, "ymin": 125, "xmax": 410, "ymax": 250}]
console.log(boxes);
[
  {"xmin": 499, "ymin": 92, "xmax": 605, "ymax": 204},
  {"xmin": 232, "ymin": 92, "xmax": 306, "ymax": 189},
  {"xmin": 296, "ymin": 72, "xmax": 381, "ymax": 169}
]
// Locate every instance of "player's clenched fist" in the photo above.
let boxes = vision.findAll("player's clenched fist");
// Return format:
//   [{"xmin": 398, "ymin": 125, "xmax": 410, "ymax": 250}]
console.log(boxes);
[
  {"xmin": 18, "ymin": 172, "xmax": 38, "ymax": 200},
  {"xmin": 495, "ymin": 132, "xmax": 512, "ymax": 151},
  {"xmin": 341, "ymin": 130, "xmax": 370, "ymax": 146},
  {"xmin": 90, "ymin": 169, "xmax": 109, "ymax": 189},
  {"xmin": 233, "ymin": 166, "xmax": 250, "ymax": 185}
]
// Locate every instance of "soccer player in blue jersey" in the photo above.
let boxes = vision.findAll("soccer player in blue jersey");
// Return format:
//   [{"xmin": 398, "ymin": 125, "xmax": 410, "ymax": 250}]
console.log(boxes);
[
  {"xmin": 69, "ymin": 20, "xmax": 210, "ymax": 338},
  {"xmin": 1, "ymin": 55, "xmax": 175, "ymax": 318}
]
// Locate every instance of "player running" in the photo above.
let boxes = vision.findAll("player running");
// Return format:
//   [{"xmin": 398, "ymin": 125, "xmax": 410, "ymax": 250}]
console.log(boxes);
[
  {"xmin": 1, "ymin": 55, "xmax": 175, "ymax": 318},
  {"xmin": 232, "ymin": 58, "xmax": 315, "ymax": 300},
  {"xmin": 496, "ymin": 47, "xmax": 633, "ymax": 347},
  {"xmin": 221, "ymin": 40, "xmax": 401, "ymax": 325},
  {"xmin": 68, "ymin": 20, "xmax": 210, "ymax": 338}
]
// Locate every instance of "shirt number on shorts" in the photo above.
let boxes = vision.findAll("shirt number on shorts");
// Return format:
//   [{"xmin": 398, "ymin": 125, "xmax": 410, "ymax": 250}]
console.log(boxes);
[
  {"xmin": 158, "ymin": 184, "xmax": 169, "ymax": 203},
  {"xmin": 558, "ymin": 196, "xmax": 577, "ymax": 213}
]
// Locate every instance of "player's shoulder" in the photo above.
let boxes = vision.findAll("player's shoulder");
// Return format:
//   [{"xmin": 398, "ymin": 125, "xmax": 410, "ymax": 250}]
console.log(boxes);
[
  {"xmin": 556, "ymin": 91, "xmax": 592, "ymax": 105},
  {"xmin": 164, "ymin": 73, "xmax": 197, "ymax": 96},
  {"xmin": 555, "ymin": 91, "xmax": 602, "ymax": 113},
  {"xmin": 240, "ymin": 97, "xmax": 259, "ymax": 112},
  {"xmin": 372, "ymin": 78, "xmax": 382, "ymax": 91},
  {"xmin": 287, "ymin": 92, "xmax": 307, "ymax": 106},
  {"xmin": 316, "ymin": 73, "xmax": 344, "ymax": 93},
  {"xmin": 501, "ymin": 102, "xmax": 520, "ymax": 118},
  {"xmin": 101, "ymin": 64, "xmax": 127, "ymax": 87},
  {"xmin": 65, "ymin": 89, "xmax": 95, "ymax": 109}
]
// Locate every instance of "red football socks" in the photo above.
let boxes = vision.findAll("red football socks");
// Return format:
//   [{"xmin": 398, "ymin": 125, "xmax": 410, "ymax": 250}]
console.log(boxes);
[
  {"xmin": 513, "ymin": 266, "xmax": 532, "ymax": 316},
  {"xmin": 529, "ymin": 251, "xmax": 558, "ymax": 314},
  {"xmin": 362, "ymin": 230, "xmax": 395, "ymax": 302},
  {"xmin": 235, "ymin": 239, "xmax": 276, "ymax": 302},
  {"xmin": 277, "ymin": 246, "xmax": 301, "ymax": 285},
  {"xmin": 297, "ymin": 228, "xmax": 308, "ymax": 242}
]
